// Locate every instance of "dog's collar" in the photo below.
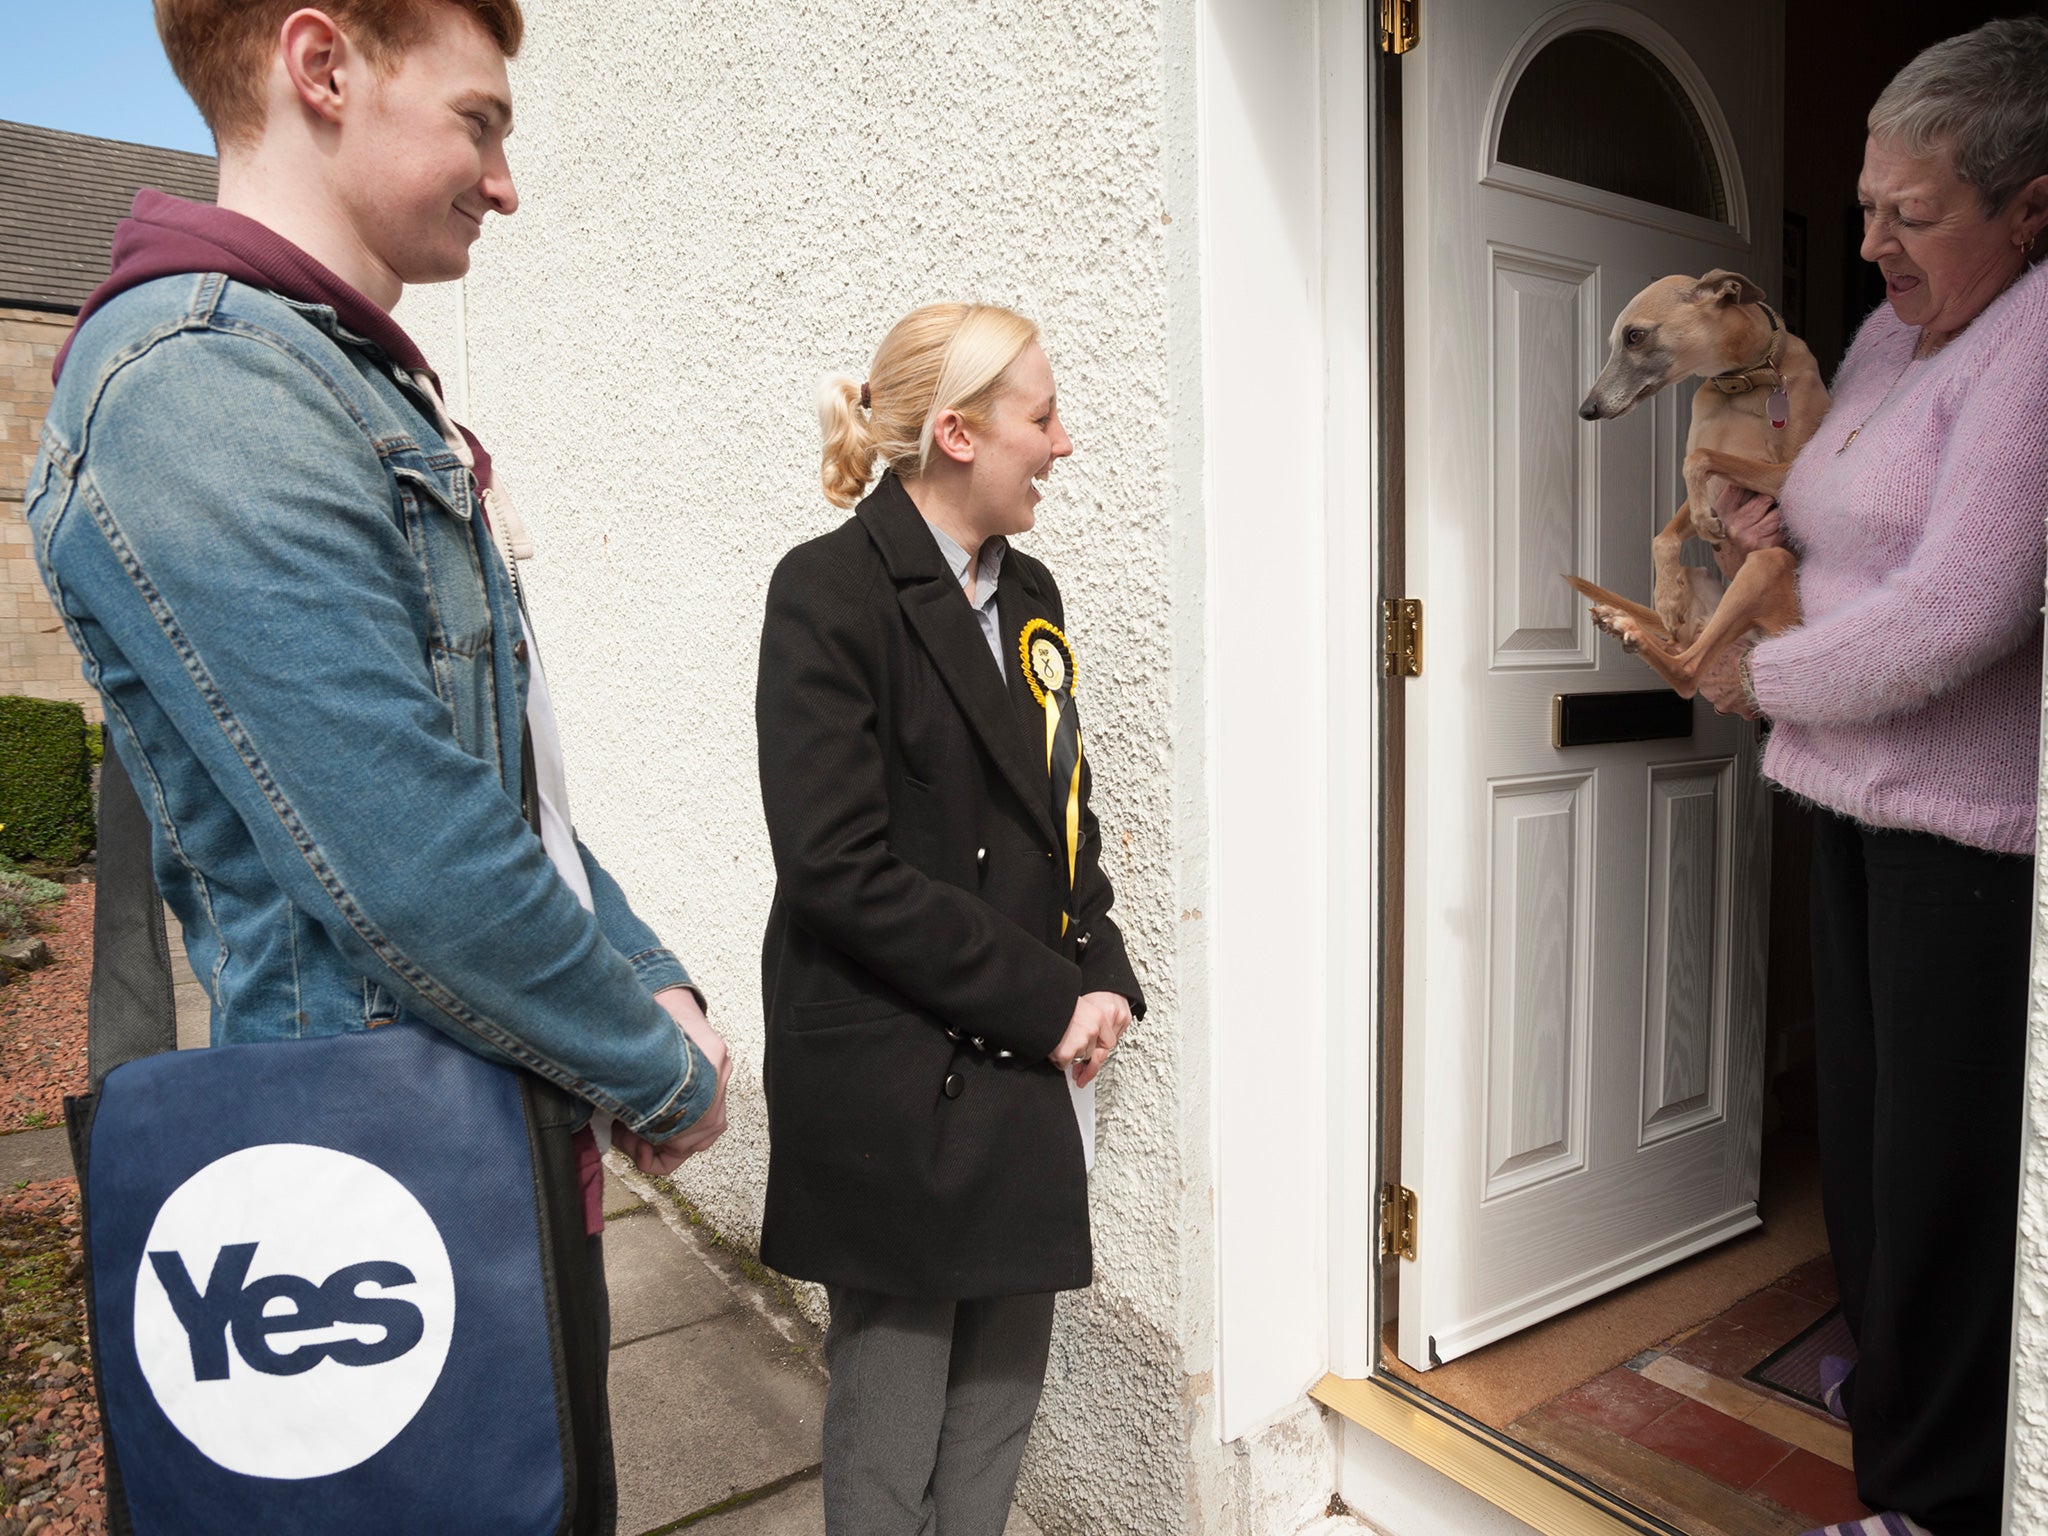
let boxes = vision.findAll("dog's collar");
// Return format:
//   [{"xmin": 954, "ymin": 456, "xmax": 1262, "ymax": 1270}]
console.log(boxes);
[{"xmin": 1708, "ymin": 301, "xmax": 1785, "ymax": 396}]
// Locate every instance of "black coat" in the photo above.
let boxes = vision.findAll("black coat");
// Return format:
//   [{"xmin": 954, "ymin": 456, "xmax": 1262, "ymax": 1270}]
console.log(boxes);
[{"xmin": 754, "ymin": 475, "xmax": 1145, "ymax": 1297}]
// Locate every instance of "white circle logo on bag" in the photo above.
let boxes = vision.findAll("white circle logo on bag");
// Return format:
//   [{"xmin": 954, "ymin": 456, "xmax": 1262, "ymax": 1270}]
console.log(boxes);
[{"xmin": 132, "ymin": 1144, "xmax": 456, "ymax": 1479}]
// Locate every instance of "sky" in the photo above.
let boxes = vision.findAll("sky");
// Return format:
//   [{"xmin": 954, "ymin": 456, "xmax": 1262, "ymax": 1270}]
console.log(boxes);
[{"xmin": 0, "ymin": 0, "xmax": 213, "ymax": 155}]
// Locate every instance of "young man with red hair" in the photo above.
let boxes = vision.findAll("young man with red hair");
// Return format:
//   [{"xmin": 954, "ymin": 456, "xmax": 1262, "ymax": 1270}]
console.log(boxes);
[{"xmin": 28, "ymin": 4, "xmax": 727, "ymax": 1521}]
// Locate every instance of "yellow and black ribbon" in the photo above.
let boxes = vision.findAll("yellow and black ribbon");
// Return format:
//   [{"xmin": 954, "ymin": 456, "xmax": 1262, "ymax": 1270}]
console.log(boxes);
[{"xmin": 1019, "ymin": 618, "xmax": 1083, "ymax": 936}]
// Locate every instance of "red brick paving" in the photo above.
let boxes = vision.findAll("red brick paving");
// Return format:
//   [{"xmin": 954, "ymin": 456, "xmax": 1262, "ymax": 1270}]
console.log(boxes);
[
  {"xmin": 1668, "ymin": 1314, "xmax": 1784, "ymax": 1378},
  {"xmin": 1554, "ymin": 1366, "xmax": 1690, "ymax": 1438},
  {"xmin": 1722, "ymin": 1285, "xmax": 1830, "ymax": 1341},
  {"xmin": 1528, "ymin": 1260, "xmax": 1861, "ymax": 1528},
  {"xmin": 1774, "ymin": 1254, "xmax": 1840, "ymax": 1308},
  {"xmin": 1750, "ymin": 1446, "xmax": 1869, "ymax": 1526},
  {"xmin": 1630, "ymin": 1397, "xmax": 1793, "ymax": 1489}
]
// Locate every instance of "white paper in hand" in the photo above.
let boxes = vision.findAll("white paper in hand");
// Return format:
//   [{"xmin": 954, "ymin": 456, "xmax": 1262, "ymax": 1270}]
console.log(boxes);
[{"xmin": 1066, "ymin": 1061, "xmax": 1096, "ymax": 1172}]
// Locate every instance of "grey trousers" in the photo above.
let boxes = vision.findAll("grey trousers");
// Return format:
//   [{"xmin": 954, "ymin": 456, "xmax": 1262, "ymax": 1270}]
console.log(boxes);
[{"xmin": 821, "ymin": 1286, "xmax": 1057, "ymax": 1536}]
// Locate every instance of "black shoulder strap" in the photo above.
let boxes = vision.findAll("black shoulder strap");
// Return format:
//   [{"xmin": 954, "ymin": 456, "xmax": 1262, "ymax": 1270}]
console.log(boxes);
[{"xmin": 86, "ymin": 750, "xmax": 177, "ymax": 1088}]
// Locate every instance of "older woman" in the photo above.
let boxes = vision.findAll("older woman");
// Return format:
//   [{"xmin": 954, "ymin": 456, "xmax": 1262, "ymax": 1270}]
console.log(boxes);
[{"xmin": 1702, "ymin": 19, "xmax": 2048, "ymax": 1536}]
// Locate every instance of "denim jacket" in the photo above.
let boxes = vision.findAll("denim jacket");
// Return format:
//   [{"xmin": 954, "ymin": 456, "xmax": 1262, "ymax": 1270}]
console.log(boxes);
[{"xmin": 27, "ymin": 273, "xmax": 714, "ymax": 1139}]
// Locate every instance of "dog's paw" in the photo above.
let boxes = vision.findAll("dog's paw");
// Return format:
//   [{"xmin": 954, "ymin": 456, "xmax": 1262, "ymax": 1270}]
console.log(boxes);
[
  {"xmin": 1695, "ymin": 511, "xmax": 1728, "ymax": 545},
  {"xmin": 1588, "ymin": 605, "xmax": 1643, "ymax": 653}
]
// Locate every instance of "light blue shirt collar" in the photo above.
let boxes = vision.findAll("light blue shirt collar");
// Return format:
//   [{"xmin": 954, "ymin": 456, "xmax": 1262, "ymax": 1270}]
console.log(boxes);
[{"xmin": 924, "ymin": 521, "xmax": 1007, "ymax": 677}]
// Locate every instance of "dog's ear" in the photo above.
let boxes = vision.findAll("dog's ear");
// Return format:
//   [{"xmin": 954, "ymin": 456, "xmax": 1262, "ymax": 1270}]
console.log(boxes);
[{"xmin": 1695, "ymin": 269, "xmax": 1766, "ymax": 307}]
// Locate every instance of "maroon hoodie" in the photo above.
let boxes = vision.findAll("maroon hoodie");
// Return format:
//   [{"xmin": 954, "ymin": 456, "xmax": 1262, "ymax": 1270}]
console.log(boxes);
[{"xmin": 56, "ymin": 189, "xmax": 496, "ymax": 489}]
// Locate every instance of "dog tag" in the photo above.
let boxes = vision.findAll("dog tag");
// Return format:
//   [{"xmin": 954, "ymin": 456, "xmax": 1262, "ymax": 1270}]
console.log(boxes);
[{"xmin": 1767, "ymin": 387, "xmax": 1790, "ymax": 430}]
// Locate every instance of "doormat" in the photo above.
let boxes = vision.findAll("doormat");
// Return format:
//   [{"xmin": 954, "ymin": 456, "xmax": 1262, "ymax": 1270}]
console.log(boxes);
[{"xmin": 1745, "ymin": 1304, "xmax": 1854, "ymax": 1411}]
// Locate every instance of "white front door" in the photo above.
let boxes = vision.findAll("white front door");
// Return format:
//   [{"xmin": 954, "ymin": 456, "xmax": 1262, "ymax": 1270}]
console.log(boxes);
[{"xmin": 1397, "ymin": 0, "xmax": 1786, "ymax": 1369}]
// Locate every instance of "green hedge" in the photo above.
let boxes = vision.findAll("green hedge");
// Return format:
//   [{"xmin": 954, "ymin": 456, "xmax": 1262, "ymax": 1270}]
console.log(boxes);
[{"xmin": 0, "ymin": 697, "xmax": 95, "ymax": 865}]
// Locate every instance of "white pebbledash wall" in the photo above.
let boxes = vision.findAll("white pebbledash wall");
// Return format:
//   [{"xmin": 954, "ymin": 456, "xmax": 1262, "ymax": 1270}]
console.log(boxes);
[
  {"xmin": 400, "ymin": 1, "xmax": 1351, "ymax": 1532},
  {"xmin": 2008, "ymin": 673, "xmax": 2048, "ymax": 1524}
]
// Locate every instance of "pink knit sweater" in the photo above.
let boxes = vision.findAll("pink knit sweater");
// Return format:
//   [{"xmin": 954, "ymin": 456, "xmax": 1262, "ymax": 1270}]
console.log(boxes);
[{"xmin": 1752, "ymin": 256, "xmax": 2048, "ymax": 854}]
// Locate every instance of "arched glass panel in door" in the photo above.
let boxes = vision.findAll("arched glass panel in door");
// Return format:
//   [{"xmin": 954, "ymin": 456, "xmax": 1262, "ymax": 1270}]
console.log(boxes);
[{"xmin": 1497, "ymin": 29, "xmax": 1725, "ymax": 222}]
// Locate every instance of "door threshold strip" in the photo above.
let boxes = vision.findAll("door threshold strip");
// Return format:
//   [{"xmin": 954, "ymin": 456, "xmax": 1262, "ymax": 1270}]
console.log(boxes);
[{"xmin": 1313, "ymin": 1371, "xmax": 1682, "ymax": 1536}]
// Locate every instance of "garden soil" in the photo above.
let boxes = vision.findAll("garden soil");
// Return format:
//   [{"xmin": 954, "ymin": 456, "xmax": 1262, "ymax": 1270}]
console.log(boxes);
[
  {"xmin": 1, "ymin": 884, "xmax": 103, "ymax": 1533},
  {"xmin": 0, "ymin": 884, "xmax": 90, "ymax": 1133}
]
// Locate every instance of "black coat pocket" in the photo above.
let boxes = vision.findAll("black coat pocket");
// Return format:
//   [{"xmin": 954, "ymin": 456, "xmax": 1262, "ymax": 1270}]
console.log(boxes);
[{"xmin": 787, "ymin": 993, "xmax": 916, "ymax": 1032}]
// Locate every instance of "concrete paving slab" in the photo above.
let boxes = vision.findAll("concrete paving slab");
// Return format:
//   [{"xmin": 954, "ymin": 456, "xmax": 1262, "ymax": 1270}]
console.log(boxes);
[
  {"xmin": 174, "ymin": 976, "xmax": 208, "ymax": 1051},
  {"xmin": 609, "ymin": 1310, "xmax": 826, "ymax": 1536},
  {"xmin": 0, "ymin": 1126, "xmax": 75, "ymax": 1185},
  {"xmin": 603, "ymin": 1210, "xmax": 737, "ymax": 1346},
  {"xmin": 165, "ymin": 912, "xmax": 196, "ymax": 988},
  {"xmin": 164, "ymin": 907, "xmax": 210, "ymax": 1051},
  {"xmin": 662, "ymin": 1472, "xmax": 1045, "ymax": 1536},
  {"xmin": 664, "ymin": 1472, "xmax": 821, "ymax": 1535},
  {"xmin": 603, "ymin": 1160, "xmax": 642, "ymax": 1220}
]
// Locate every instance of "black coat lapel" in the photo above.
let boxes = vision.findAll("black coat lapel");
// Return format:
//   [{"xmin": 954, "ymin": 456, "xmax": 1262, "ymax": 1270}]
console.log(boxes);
[
  {"xmin": 857, "ymin": 480, "xmax": 1057, "ymax": 847},
  {"xmin": 997, "ymin": 557, "xmax": 1053, "ymax": 735}
]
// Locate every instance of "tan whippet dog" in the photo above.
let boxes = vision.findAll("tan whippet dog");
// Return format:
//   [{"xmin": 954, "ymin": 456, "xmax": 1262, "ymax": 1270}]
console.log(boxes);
[{"xmin": 1566, "ymin": 270, "xmax": 1828, "ymax": 697}]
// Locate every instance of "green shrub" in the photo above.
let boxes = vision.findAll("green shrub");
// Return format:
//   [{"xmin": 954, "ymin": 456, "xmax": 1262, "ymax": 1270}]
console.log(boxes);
[
  {"xmin": 0, "ymin": 697, "xmax": 95, "ymax": 866},
  {"xmin": 86, "ymin": 722, "xmax": 104, "ymax": 765},
  {"xmin": 0, "ymin": 854, "xmax": 64, "ymax": 907},
  {"xmin": 0, "ymin": 853, "xmax": 60, "ymax": 942},
  {"xmin": 0, "ymin": 886, "xmax": 26, "ymax": 945}
]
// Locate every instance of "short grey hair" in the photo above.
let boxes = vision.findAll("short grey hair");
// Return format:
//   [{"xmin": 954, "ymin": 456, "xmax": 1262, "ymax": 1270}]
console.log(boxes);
[{"xmin": 1868, "ymin": 16, "xmax": 2048, "ymax": 212}]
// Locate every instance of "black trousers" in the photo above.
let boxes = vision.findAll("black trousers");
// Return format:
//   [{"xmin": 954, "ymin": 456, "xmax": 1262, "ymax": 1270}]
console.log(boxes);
[{"xmin": 1809, "ymin": 809, "xmax": 2032, "ymax": 1534}]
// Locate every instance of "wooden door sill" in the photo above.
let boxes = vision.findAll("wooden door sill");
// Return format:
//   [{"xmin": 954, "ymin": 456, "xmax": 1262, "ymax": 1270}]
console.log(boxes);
[{"xmin": 1312, "ymin": 1372, "xmax": 1682, "ymax": 1536}]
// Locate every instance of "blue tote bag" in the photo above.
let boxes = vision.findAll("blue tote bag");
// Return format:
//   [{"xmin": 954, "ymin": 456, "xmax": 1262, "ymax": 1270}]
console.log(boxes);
[{"xmin": 67, "ymin": 755, "xmax": 606, "ymax": 1535}]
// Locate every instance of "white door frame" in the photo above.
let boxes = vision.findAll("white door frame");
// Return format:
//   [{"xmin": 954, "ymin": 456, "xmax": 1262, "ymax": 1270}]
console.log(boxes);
[
  {"xmin": 1318, "ymin": 0, "xmax": 1385, "ymax": 1385},
  {"xmin": 1195, "ymin": 0, "xmax": 1381, "ymax": 1439}
]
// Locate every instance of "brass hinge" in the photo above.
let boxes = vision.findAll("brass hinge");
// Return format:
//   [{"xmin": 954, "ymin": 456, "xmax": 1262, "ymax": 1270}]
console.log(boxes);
[
  {"xmin": 1380, "ymin": 1183, "xmax": 1418, "ymax": 1261},
  {"xmin": 1382, "ymin": 597, "xmax": 1423, "ymax": 678},
  {"xmin": 1380, "ymin": 0, "xmax": 1418, "ymax": 55}
]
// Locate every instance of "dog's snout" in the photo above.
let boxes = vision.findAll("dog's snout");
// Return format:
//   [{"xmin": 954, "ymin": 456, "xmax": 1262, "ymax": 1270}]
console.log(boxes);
[{"xmin": 1579, "ymin": 398, "xmax": 1602, "ymax": 421}]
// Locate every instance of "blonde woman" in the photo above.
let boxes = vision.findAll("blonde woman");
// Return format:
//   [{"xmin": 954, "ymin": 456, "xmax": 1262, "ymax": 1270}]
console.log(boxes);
[{"xmin": 755, "ymin": 304, "xmax": 1144, "ymax": 1532}]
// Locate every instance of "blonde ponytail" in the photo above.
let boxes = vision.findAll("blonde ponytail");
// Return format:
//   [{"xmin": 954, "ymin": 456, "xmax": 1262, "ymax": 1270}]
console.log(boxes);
[
  {"xmin": 817, "ymin": 303, "xmax": 1040, "ymax": 508},
  {"xmin": 817, "ymin": 373, "xmax": 873, "ymax": 509}
]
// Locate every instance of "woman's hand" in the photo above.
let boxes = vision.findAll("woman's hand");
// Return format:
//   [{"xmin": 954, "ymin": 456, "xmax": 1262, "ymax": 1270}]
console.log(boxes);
[
  {"xmin": 1710, "ymin": 487, "xmax": 1784, "ymax": 580},
  {"xmin": 1050, "ymin": 990, "xmax": 1134, "ymax": 1088},
  {"xmin": 1695, "ymin": 639, "xmax": 1760, "ymax": 721}
]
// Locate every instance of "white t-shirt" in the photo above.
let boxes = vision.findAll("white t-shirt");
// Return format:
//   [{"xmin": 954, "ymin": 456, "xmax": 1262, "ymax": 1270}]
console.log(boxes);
[
  {"xmin": 518, "ymin": 609, "xmax": 618, "ymax": 1154},
  {"xmin": 517, "ymin": 609, "xmax": 594, "ymax": 914}
]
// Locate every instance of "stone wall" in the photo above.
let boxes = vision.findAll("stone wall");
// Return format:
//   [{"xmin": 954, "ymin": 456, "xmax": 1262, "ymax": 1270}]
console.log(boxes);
[{"xmin": 0, "ymin": 308, "xmax": 95, "ymax": 720}]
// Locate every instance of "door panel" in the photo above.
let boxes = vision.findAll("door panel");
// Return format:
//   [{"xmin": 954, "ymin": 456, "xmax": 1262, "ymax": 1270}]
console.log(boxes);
[
  {"xmin": 1397, "ymin": 0, "xmax": 1784, "ymax": 1370},
  {"xmin": 1642, "ymin": 759, "xmax": 1733, "ymax": 1143},
  {"xmin": 1483, "ymin": 773, "xmax": 1592, "ymax": 1198},
  {"xmin": 1491, "ymin": 251, "xmax": 1599, "ymax": 665}
]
